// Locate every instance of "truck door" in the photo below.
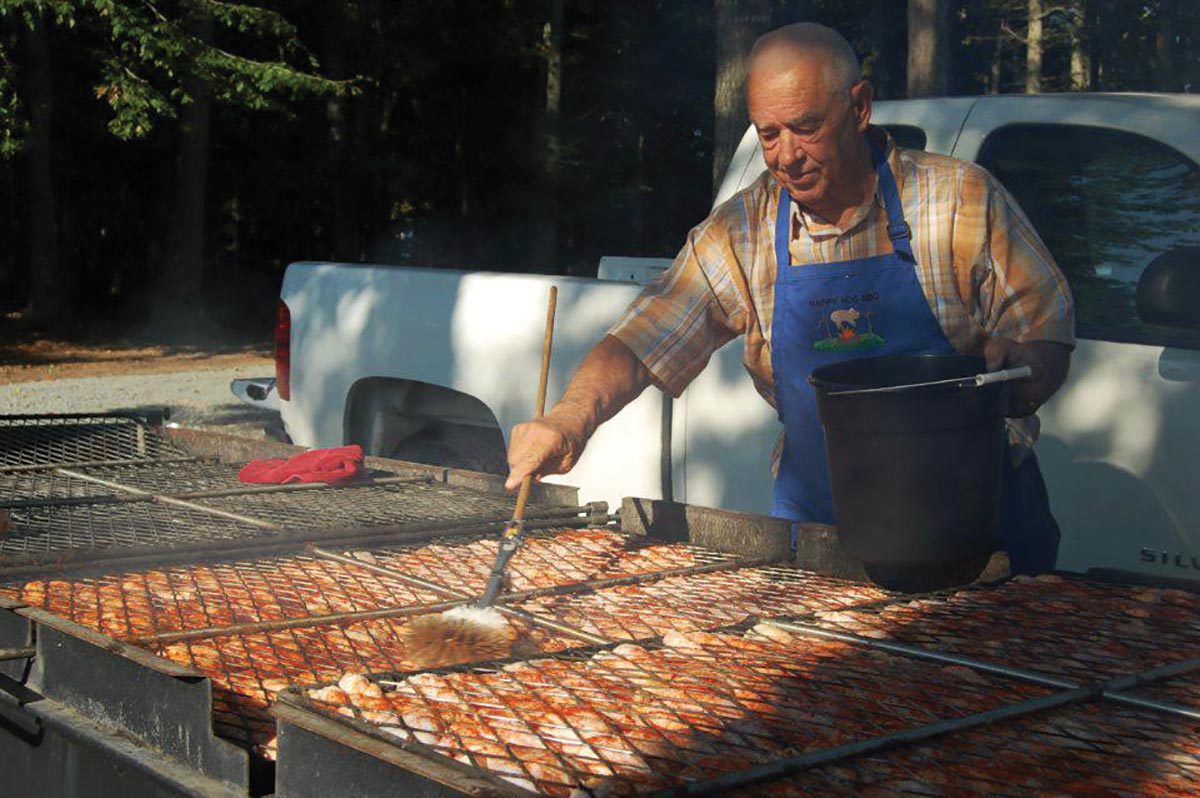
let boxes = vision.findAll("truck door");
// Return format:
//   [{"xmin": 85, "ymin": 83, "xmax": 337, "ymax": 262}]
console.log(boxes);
[{"xmin": 953, "ymin": 96, "xmax": 1200, "ymax": 582}]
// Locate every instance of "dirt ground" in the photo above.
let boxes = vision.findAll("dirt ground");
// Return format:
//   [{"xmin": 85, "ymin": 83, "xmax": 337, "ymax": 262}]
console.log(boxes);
[{"xmin": 0, "ymin": 331, "xmax": 273, "ymax": 385}]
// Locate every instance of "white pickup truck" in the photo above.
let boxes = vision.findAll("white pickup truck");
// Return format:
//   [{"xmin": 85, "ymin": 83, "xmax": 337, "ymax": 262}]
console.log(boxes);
[{"xmin": 237, "ymin": 93, "xmax": 1200, "ymax": 583}]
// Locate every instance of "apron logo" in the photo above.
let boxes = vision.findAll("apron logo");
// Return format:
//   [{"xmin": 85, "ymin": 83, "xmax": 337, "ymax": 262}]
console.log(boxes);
[{"xmin": 814, "ymin": 306, "xmax": 884, "ymax": 351}]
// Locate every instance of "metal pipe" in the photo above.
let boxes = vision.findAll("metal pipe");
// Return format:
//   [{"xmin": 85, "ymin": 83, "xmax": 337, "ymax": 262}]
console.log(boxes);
[
  {"xmin": 643, "ymin": 686, "xmax": 1096, "ymax": 797},
  {"xmin": 310, "ymin": 547, "xmax": 473, "ymax": 600},
  {"xmin": 499, "ymin": 554, "xmax": 780, "ymax": 602},
  {"xmin": 1, "ymin": 475, "xmax": 433, "ymax": 510},
  {"xmin": 129, "ymin": 599, "xmax": 470, "ymax": 646},
  {"xmin": 1103, "ymin": 656, "xmax": 1200, "ymax": 690},
  {"xmin": 0, "ymin": 455, "xmax": 200, "ymax": 474},
  {"xmin": 1106, "ymin": 693, "xmax": 1200, "ymax": 721},
  {"xmin": 765, "ymin": 621, "xmax": 1077, "ymax": 690},
  {"xmin": 56, "ymin": 469, "xmax": 284, "ymax": 530},
  {"xmin": 0, "ymin": 512, "xmax": 607, "ymax": 582},
  {"xmin": 317, "ymin": 545, "xmax": 771, "ymax": 606},
  {"xmin": 313, "ymin": 547, "xmax": 614, "ymax": 646},
  {"xmin": 1101, "ymin": 656, "xmax": 1200, "ymax": 721},
  {"xmin": 494, "ymin": 607, "xmax": 611, "ymax": 646},
  {"xmin": 0, "ymin": 646, "xmax": 35, "ymax": 662}
]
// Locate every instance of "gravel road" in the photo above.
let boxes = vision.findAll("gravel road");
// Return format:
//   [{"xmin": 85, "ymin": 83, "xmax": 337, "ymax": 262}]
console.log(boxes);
[{"xmin": 0, "ymin": 362, "xmax": 281, "ymax": 440}]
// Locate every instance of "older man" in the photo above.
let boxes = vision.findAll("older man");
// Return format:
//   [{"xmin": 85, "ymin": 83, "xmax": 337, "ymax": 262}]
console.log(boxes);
[{"xmin": 506, "ymin": 23, "xmax": 1074, "ymax": 573}]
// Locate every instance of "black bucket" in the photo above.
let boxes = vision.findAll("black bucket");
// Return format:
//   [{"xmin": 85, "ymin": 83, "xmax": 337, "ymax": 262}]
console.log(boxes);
[{"xmin": 809, "ymin": 353, "xmax": 1008, "ymax": 566}]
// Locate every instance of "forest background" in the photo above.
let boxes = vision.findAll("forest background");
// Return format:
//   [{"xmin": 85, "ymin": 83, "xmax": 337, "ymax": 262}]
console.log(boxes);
[{"xmin": 1, "ymin": 0, "xmax": 1198, "ymax": 342}]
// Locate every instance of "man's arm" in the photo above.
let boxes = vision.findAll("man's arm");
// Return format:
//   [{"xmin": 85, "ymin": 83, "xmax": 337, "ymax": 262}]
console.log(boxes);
[
  {"xmin": 983, "ymin": 337, "xmax": 1071, "ymax": 418},
  {"xmin": 504, "ymin": 335, "xmax": 653, "ymax": 490}
]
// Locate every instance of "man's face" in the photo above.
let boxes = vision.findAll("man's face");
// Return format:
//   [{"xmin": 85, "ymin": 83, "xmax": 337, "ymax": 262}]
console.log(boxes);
[{"xmin": 748, "ymin": 57, "xmax": 870, "ymax": 211}]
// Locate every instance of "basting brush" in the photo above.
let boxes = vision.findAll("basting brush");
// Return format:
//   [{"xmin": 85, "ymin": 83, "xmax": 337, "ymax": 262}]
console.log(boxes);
[{"xmin": 405, "ymin": 286, "xmax": 558, "ymax": 668}]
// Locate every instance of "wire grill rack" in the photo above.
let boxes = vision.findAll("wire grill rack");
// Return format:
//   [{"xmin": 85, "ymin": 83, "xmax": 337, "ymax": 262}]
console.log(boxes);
[
  {"xmin": 805, "ymin": 574, "xmax": 1200, "ymax": 683},
  {"xmin": 303, "ymin": 627, "xmax": 1049, "ymax": 797},
  {"xmin": 517, "ymin": 566, "xmax": 891, "ymax": 642},
  {"xmin": 0, "ymin": 553, "xmax": 447, "ymax": 640},
  {"xmin": 0, "ymin": 413, "xmax": 176, "ymax": 468},
  {"xmin": 153, "ymin": 613, "xmax": 584, "ymax": 757},
  {"xmin": 746, "ymin": 700, "xmax": 1200, "ymax": 797},
  {"xmin": 0, "ymin": 500, "xmax": 268, "ymax": 556},
  {"xmin": 283, "ymin": 570, "xmax": 1200, "ymax": 798},
  {"xmin": 0, "ymin": 414, "xmax": 566, "ymax": 565},
  {"xmin": 344, "ymin": 528, "xmax": 745, "ymax": 595}
]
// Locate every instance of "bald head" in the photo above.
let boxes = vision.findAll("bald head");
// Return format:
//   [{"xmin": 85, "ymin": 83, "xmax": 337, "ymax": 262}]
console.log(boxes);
[{"xmin": 749, "ymin": 23, "xmax": 862, "ymax": 104}]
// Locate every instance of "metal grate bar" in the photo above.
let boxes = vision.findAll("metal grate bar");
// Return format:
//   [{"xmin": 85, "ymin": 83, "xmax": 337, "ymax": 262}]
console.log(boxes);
[
  {"xmin": 644, "ymin": 686, "xmax": 1097, "ymax": 797},
  {"xmin": 0, "ymin": 475, "xmax": 431, "ymax": 510},
  {"xmin": 130, "ymin": 598, "xmax": 472, "ymax": 646},
  {"xmin": 1107, "ymin": 693, "xmax": 1200, "ymax": 722},
  {"xmin": 313, "ymin": 545, "xmax": 776, "ymax": 606},
  {"xmin": 802, "ymin": 574, "xmax": 1200, "ymax": 685},
  {"xmin": 765, "ymin": 620, "xmax": 1076, "ymax": 691},
  {"xmin": 312, "ymin": 546, "xmax": 613, "ymax": 646},
  {"xmin": 57, "ymin": 468, "xmax": 284, "ymax": 530},
  {"xmin": 0, "ymin": 456, "xmax": 200, "ymax": 474}
]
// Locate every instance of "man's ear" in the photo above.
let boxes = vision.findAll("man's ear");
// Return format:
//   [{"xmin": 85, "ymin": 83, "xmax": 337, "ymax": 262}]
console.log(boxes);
[{"xmin": 850, "ymin": 79, "xmax": 873, "ymax": 133}]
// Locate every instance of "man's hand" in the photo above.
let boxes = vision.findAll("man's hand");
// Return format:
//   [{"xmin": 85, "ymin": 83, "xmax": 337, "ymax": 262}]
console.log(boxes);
[
  {"xmin": 982, "ymin": 337, "xmax": 1071, "ymax": 418},
  {"xmin": 505, "ymin": 412, "xmax": 588, "ymax": 491}
]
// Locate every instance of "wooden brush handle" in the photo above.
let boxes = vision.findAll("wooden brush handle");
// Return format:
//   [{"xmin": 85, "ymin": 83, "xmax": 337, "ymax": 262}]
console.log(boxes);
[{"xmin": 511, "ymin": 285, "xmax": 558, "ymax": 522}]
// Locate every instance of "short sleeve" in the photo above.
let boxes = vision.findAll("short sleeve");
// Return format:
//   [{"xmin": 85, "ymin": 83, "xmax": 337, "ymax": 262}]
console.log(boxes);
[{"xmin": 607, "ymin": 206, "xmax": 752, "ymax": 397}]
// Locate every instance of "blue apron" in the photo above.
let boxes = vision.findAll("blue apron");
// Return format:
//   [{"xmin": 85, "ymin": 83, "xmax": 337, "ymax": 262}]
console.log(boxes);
[{"xmin": 768, "ymin": 143, "xmax": 1058, "ymax": 573}]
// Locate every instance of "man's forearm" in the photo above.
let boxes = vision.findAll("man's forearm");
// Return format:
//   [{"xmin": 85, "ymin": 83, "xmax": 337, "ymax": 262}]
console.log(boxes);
[
  {"xmin": 505, "ymin": 335, "xmax": 654, "ymax": 489},
  {"xmin": 549, "ymin": 335, "xmax": 654, "ymax": 439}
]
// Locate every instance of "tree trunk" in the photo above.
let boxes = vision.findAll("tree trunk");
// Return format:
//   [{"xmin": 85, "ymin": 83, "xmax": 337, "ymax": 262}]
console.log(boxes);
[
  {"xmin": 867, "ymin": 0, "xmax": 903, "ymax": 99},
  {"xmin": 532, "ymin": 0, "xmax": 563, "ymax": 273},
  {"xmin": 1026, "ymin": 0, "xmax": 1043, "ymax": 93},
  {"xmin": 1157, "ymin": 0, "xmax": 1177, "ymax": 92},
  {"xmin": 906, "ymin": 0, "xmax": 952, "ymax": 98},
  {"xmin": 23, "ymin": 13, "xmax": 64, "ymax": 325},
  {"xmin": 713, "ymin": 0, "xmax": 773, "ymax": 197},
  {"xmin": 988, "ymin": 14, "xmax": 1006, "ymax": 94},
  {"xmin": 1069, "ymin": 0, "xmax": 1090, "ymax": 91},
  {"xmin": 160, "ymin": 12, "xmax": 214, "ymax": 325},
  {"xmin": 326, "ymin": 31, "xmax": 355, "ymax": 261},
  {"xmin": 1091, "ymin": 0, "xmax": 1108, "ymax": 89}
]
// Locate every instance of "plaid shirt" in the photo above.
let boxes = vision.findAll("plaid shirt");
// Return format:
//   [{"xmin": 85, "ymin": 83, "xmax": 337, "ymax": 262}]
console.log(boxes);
[{"xmin": 610, "ymin": 129, "xmax": 1075, "ymax": 454}]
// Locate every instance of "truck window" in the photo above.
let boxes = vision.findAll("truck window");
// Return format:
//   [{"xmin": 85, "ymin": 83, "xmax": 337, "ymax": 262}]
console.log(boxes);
[
  {"xmin": 883, "ymin": 125, "xmax": 926, "ymax": 151},
  {"xmin": 978, "ymin": 124, "xmax": 1200, "ymax": 349}
]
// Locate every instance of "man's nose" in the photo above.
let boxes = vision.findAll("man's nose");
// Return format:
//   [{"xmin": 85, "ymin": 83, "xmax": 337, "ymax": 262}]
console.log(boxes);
[{"xmin": 776, "ymin": 131, "xmax": 805, "ymax": 170}]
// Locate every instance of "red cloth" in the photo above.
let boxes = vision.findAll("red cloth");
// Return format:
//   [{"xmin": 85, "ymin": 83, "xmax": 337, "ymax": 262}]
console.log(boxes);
[{"xmin": 238, "ymin": 445, "xmax": 365, "ymax": 485}]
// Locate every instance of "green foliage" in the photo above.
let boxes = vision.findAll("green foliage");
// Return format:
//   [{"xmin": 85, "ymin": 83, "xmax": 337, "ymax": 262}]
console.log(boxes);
[{"xmin": 0, "ymin": 0, "xmax": 350, "ymax": 150}]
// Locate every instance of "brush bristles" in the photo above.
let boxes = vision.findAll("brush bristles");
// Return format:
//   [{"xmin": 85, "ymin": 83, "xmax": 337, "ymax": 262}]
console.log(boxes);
[{"xmin": 405, "ymin": 609, "xmax": 514, "ymax": 668}]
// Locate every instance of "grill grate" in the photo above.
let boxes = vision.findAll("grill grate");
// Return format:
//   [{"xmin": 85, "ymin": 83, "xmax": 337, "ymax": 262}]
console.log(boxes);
[
  {"xmin": 516, "ymin": 566, "xmax": 891, "ymax": 642},
  {"xmin": 805, "ymin": 575, "xmax": 1200, "ymax": 683},
  {"xmin": 0, "ymin": 414, "xmax": 578, "ymax": 563},
  {"xmin": 0, "ymin": 414, "xmax": 179, "ymax": 468},
  {"xmin": 304, "ymin": 626, "xmax": 1048, "ymax": 796},
  {"xmin": 345, "ymin": 528, "xmax": 743, "ymax": 596},
  {"xmin": 0, "ymin": 500, "xmax": 269, "ymax": 556},
  {"xmin": 745, "ymin": 700, "xmax": 1200, "ymax": 797},
  {"xmin": 0, "ymin": 554, "xmax": 448, "ymax": 640},
  {"xmin": 0, "ymin": 460, "xmax": 243, "ymax": 505},
  {"xmin": 188, "ymin": 479, "xmax": 530, "ymax": 532},
  {"xmin": 153, "ymin": 613, "xmax": 583, "ymax": 758}
]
